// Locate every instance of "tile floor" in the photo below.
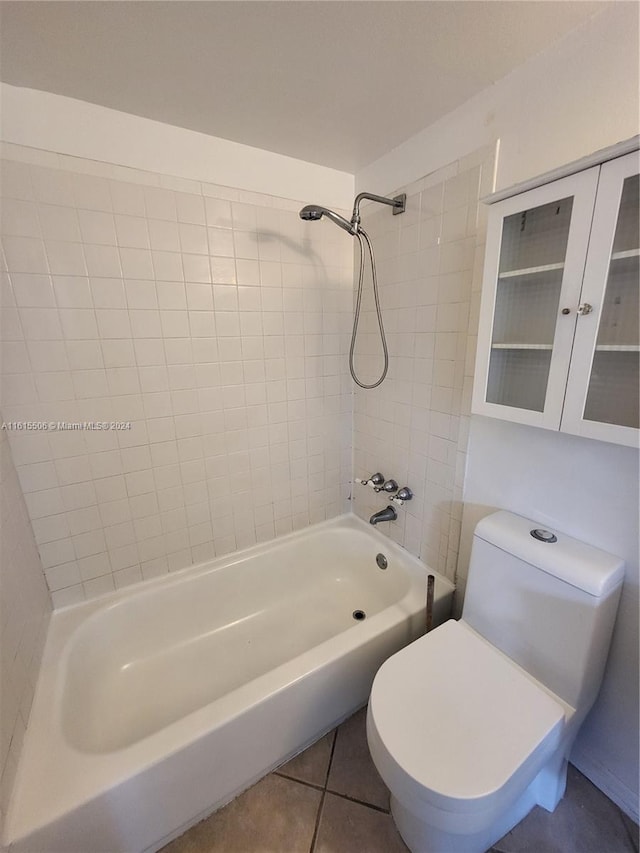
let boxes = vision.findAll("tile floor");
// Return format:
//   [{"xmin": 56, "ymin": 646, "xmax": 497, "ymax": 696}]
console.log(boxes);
[{"xmin": 162, "ymin": 707, "xmax": 639, "ymax": 853}]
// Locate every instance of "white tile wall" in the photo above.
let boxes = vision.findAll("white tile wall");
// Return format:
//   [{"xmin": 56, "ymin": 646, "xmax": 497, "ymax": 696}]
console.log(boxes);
[
  {"xmin": 1, "ymin": 147, "xmax": 353, "ymax": 605},
  {"xmin": 0, "ymin": 423, "xmax": 51, "ymax": 828},
  {"xmin": 352, "ymin": 146, "xmax": 496, "ymax": 582}
]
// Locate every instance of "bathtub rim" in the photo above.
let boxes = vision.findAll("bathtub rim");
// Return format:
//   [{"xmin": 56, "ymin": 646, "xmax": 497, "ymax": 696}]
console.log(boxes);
[{"xmin": 5, "ymin": 511, "xmax": 454, "ymax": 848}]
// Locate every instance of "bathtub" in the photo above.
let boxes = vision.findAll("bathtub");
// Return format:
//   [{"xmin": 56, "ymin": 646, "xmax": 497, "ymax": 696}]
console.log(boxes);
[{"xmin": 5, "ymin": 513, "xmax": 454, "ymax": 853}]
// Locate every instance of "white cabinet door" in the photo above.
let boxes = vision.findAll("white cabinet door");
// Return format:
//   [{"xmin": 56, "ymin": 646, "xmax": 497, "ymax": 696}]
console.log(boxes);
[
  {"xmin": 472, "ymin": 168, "xmax": 599, "ymax": 429},
  {"xmin": 562, "ymin": 151, "xmax": 640, "ymax": 447}
]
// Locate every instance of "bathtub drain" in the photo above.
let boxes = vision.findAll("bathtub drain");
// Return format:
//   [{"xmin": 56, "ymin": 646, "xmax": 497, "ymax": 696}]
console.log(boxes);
[{"xmin": 352, "ymin": 609, "xmax": 366, "ymax": 621}]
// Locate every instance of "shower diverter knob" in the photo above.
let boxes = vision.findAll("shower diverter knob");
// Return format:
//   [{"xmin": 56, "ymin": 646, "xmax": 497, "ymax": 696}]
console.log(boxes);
[{"xmin": 375, "ymin": 479, "xmax": 398, "ymax": 493}]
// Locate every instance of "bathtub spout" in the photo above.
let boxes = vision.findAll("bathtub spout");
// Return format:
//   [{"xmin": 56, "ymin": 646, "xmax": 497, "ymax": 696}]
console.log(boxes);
[{"xmin": 369, "ymin": 506, "xmax": 397, "ymax": 525}]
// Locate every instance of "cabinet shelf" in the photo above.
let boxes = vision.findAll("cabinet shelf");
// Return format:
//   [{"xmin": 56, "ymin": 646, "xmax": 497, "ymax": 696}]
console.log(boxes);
[
  {"xmin": 498, "ymin": 262, "xmax": 565, "ymax": 280},
  {"xmin": 491, "ymin": 343, "xmax": 553, "ymax": 350},
  {"xmin": 595, "ymin": 344, "xmax": 640, "ymax": 353},
  {"xmin": 611, "ymin": 248, "xmax": 640, "ymax": 261}
]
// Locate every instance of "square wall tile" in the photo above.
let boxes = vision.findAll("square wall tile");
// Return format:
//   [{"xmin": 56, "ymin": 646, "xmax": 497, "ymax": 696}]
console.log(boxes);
[{"xmin": 3, "ymin": 148, "xmax": 352, "ymax": 606}]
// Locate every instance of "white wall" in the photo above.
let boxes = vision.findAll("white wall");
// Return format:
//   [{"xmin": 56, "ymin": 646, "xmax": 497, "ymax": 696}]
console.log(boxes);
[
  {"xmin": 355, "ymin": 0, "xmax": 639, "ymax": 821},
  {"xmin": 0, "ymin": 84, "xmax": 354, "ymax": 210},
  {"xmin": 357, "ymin": 3, "xmax": 639, "ymax": 195},
  {"xmin": 352, "ymin": 146, "xmax": 494, "ymax": 583}
]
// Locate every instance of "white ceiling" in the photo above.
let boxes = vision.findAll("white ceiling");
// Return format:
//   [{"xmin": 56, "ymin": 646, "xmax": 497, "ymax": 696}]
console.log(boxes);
[{"xmin": 0, "ymin": 1, "xmax": 606, "ymax": 173}]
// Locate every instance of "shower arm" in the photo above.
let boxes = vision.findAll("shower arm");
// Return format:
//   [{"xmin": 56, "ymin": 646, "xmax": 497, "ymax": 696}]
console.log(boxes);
[{"xmin": 350, "ymin": 192, "xmax": 406, "ymax": 231}]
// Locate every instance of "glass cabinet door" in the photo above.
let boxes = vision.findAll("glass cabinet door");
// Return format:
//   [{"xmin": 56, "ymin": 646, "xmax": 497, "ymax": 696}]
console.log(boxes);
[
  {"xmin": 563, "ymin": 152, "xmax": 640, "ymax": 446},
  {"xmin": 486, "ymin": 196, "xmax": 573, "ymax": 413},
  {"xmin": 473, "ymin": 168, "xmax": 600, "ymax": 429}
]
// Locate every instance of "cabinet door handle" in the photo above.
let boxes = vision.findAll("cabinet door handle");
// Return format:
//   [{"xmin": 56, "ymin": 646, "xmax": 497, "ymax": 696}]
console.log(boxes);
[
  {"xmin": 561, "ymin": 308, "xmax": 571, "ymax": 315},
  {"xmin": 577, "ymin": 303, "xmax": 593, "ymax": 316}
]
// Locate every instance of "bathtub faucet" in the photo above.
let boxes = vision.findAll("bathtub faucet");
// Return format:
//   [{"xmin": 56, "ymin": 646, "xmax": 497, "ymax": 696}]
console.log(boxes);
[{"xmin": 369, "ymin": 506, "xmax": 397, "ymax": 525}]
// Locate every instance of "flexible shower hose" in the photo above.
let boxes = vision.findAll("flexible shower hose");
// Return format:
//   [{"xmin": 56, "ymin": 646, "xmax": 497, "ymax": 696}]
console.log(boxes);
[{"xmin": 349, "ymin": 227, "xmax": 389, "ymax": 389}]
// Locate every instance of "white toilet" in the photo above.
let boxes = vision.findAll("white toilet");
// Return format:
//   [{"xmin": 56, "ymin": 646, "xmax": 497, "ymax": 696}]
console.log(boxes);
[{"xmin": 367, "ymin": 510, "xmax": 624, "ymax": 853}]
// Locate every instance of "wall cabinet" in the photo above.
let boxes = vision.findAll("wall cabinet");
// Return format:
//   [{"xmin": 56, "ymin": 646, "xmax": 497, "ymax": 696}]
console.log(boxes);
[{"xmin": 473, "ymin": 150, "xmax": 639, "ymax": 448}]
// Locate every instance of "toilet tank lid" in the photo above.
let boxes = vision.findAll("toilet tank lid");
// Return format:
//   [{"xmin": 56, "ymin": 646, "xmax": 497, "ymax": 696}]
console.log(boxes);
[{"xmin": 474, "ymin": 511, "xmax": 625, "ymax": 597}]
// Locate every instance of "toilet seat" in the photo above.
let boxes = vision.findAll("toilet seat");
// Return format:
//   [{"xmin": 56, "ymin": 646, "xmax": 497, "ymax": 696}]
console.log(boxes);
[{"xmin": 368, "ymin": 619, "xmax": 566, "ymax": 819}]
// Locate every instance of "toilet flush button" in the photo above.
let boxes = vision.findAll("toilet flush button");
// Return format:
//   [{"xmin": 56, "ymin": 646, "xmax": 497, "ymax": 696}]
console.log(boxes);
[{"xmin": 531, "ymin": 528, "xmax": 558, "ymax": 543}]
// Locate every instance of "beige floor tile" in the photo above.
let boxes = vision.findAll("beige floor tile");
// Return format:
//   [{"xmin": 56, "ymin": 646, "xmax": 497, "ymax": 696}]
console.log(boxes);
[
  {"xmin": 277, "ymin": 730, "xmax": 336, "ymax": 787},
  {"xmin": 326, "ymin": 706, "xmax": 389, "ymax": 810},
  {"xmin": 160, "ymin": 773, "xmax": 321, "ymax": 853},
  {"xmin": 160, "ymin": 707, "xmax": 637, "ymax": 853},
  {"xmin": 494, "ymin": 764, "xmax": 636, "ymax": 853},
  {"xmin": 313, "ymin": 792, "xmax": 409, "ymax": 853}
]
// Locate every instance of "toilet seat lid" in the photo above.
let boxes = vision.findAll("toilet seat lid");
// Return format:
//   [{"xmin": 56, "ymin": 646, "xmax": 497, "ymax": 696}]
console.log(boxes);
[{"xmin": 369, "ymin": 620, "xmax": 566, "ymax": 813}]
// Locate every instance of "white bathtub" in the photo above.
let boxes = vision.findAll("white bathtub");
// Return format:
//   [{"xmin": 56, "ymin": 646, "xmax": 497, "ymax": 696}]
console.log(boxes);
[{"xmin": 5, "ymin": 513, "xmax": 454, "ymax": 853}]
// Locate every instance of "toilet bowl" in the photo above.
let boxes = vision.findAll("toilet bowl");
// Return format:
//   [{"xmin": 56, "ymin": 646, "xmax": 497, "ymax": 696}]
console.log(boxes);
[
  {"xmin": 367, "ymin": 511, "xmax": 624, "ymax": 853},
  {"xmin": 367, "ymin": 620, "xmax": 572, "ymax": 853}
]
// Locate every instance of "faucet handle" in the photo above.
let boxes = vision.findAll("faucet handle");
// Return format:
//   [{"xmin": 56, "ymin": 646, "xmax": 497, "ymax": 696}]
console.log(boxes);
[
  {"xmin": 391, "ymin": 487, "xmax": 413, "ymax": 505},
  {"xmin": 375, "ymin": 479, "xmax": 398, "ymax": 493},
  {"xmin": 357, "ymin": 472, "xmax": 385, "ymax": 488}
]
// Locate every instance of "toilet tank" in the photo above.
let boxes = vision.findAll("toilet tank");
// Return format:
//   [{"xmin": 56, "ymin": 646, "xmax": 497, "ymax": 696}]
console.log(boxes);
[{"xmin": 462, "ymin": 511, "xmax": 624, "ymax": 714}]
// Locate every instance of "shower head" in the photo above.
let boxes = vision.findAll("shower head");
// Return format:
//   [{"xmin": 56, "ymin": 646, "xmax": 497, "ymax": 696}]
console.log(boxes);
[
  {"xmin": 299, "ymin": 205, "xmax": 324, "ymax": 221},
  {"xmin": 299, "ymin": 204, "xmax": 356, "ymax": 236}
]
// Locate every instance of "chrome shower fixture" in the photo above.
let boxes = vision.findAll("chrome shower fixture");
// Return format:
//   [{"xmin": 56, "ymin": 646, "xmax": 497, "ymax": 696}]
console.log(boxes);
[
  {"xmin": 299, "ymin": 205, "xmax": 356, "ymax": 235},
  {"xmin": 299, "ymin": 193, "xmax": 406, "ymax": 236},
  {"xmin": 350, "ymin": 192, "xmax": 406, "ymax": 233},
  {"xmin": 298, "ymin": 191, "xmax": 406, "ymax": 389}
]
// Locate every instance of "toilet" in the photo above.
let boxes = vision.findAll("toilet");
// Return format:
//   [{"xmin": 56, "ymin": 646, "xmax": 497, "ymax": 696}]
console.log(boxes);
[{"xmin": 367, "ymin": 510, "xmax": 624, "ymax": 853}]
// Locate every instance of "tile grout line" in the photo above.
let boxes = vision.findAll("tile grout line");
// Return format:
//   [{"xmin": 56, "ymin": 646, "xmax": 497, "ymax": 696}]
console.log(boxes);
[
  {"xmin": 324, "ymin": 788, "xmax": 390, "ymax": 815},
  {"xmin": 273, "ymin": 771, "xmax": 325, "ymax": 793},
  {"xmin": 323, "ymin": 728, "xmax": 339, "ymax": 789},
  {"xmin": 309, "ymin": 789, "xmax": 327, "ymax": 853},
  {"xmin": 308, "ymin": 728, "xmax": 338, "ymax": 853},
  {"xmin": 323, "ymin": 707, "xmax": 393, "ymax": 815},
  {"xmin": 275, "ymin": 771, "xmax": 392, "ymax": 816}
]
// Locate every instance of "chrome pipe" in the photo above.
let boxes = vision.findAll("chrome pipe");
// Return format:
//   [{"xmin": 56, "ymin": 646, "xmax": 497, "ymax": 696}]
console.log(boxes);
[{"xmin": 350, "ymin": 192, "xmax": 406, "ymax": 231}]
